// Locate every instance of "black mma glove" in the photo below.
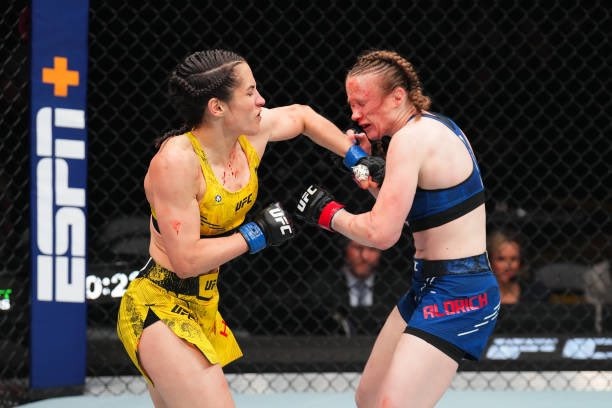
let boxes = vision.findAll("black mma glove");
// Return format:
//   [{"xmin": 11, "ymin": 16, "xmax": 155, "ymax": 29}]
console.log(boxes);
[
  {"xmin": 295, "ymin": 185, "xmax": 345, "ymax": 231},
  {"xmin": 238, "ymin": 202, "xmax": 295, "ymax": 254},
  {"xmin": 355, "ymin": 156, "xmax": 385, "ymax": 185},
  {"xmin": 343, "ymin": 145, "xmax": 386, "ymax": 186}
]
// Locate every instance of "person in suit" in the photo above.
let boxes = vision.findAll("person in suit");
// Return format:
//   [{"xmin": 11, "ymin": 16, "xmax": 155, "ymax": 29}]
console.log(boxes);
[{"xmin": 308, "ymin": 239, "xmax": 405, "ymax": 336}]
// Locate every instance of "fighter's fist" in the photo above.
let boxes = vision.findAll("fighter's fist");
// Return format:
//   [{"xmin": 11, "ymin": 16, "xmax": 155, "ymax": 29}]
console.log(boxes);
[
  {"xmin": 295, "ymin": 185, "xmax": 345, "ymax": 231},
  {"xmin": 239, "ymin": 202, "xmax": 294, "ymax": 254},
  {"xmin": 352, "ymin": 156, "xmax": 386, "ymax": 186},
  {"xmin": 343, "ymin": 145, "xmax": 386, "ymax": 186}
]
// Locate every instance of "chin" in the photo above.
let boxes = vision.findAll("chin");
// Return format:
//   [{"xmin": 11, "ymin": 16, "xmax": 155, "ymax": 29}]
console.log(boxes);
[
  {"xmin": 362, "ymin": 128, "xmax": 380, "ymax": 140},
  {"xmin": 246, "ymin": 124, "xmax": 260, "ymax": 135}
]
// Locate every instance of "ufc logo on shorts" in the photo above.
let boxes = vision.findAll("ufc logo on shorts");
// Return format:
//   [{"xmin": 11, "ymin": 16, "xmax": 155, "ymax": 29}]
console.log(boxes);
[
  {"xmin": 205, "ymin": 279, "xmax": 217, "ymax": 291},
  {"xmin": 297, "ymin": 185, "xmax": 318, "ymax": 212},
  {"xmin": 268, "ymin": 207, "xmax": 293, "ymax": 235}
]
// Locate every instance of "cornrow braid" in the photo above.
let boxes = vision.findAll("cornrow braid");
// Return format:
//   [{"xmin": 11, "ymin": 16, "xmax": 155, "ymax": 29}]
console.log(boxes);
[
  {"xmin": 348, "ymin": 50, "xmax": 431, "ymax": 112},
  {"xmin": 155, "ymin": 49, "xmax": 246, "ymax": 147}
]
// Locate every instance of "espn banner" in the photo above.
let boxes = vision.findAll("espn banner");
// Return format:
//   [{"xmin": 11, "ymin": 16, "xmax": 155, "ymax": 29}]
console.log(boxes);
[{"xmin": 29, "ymin": 0, "xmax": 89, "ymax": 388}]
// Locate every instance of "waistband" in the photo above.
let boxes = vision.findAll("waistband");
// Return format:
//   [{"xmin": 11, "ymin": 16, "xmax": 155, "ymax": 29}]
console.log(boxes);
[
  {"xmin": 414, "ymin": 252, "xmax": 491, "ymax": 279},
  {"xmin": 138, "ymin": 259, "xmax": 201, "ymax": 296}
]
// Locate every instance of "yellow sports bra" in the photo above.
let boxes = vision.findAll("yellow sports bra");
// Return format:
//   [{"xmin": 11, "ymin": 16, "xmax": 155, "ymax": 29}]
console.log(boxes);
[{"xmin": 151, "ymin": 132, "xmax": 260, "ymax": 236}]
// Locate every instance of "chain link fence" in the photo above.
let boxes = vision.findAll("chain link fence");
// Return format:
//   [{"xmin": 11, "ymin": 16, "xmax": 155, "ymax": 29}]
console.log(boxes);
[
  {"xmin": 1, "ymin": 0, "xmax": 611, "ymax": 405},
  {"xmin": 0, "ymin": 0, "xmax": 30, "ymax": 406}
]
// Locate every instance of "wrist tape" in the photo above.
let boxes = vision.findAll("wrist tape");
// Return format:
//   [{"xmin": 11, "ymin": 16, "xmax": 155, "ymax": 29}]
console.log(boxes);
[
  {"xmin": 238, "ymin": 222, "xmax": 267, "ymax": 254},
  {"xmin": 318, "ymin": 201, "xmax": 345, "ymax": 231},
  {"xmin": 343, "ymin": 145, "xmax": 368, "ymax": 168}
]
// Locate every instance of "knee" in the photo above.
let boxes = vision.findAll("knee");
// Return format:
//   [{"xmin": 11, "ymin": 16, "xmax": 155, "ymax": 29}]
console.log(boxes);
[
  {"xmin": 357, "ymin": 384, "xmax": 400, "ymax": 408},
  {"xmin": 355, "ymin": 382, "xmax": 371, "ymax": 408}
]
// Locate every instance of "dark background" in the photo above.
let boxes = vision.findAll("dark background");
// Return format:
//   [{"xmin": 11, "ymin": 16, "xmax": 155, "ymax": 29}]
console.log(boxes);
[
  {"xmin": 0, "ymin": 0, "xmax": 611, "ymax": 402},
  {"xmin": 86, "ymin": 0, "xmax": 611, "ymax": 265}
]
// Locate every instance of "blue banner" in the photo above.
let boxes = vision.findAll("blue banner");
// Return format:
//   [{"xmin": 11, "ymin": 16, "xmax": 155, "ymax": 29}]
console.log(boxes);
[{"xmin": 30, "ymin": 0, "xmax": 89, "ymax": 388}]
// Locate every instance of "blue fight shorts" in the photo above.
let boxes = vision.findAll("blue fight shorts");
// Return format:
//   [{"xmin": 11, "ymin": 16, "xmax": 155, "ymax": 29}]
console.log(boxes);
[{"xmin": 397, "ymin": 253, "xmax": 500, "ymax": 362}]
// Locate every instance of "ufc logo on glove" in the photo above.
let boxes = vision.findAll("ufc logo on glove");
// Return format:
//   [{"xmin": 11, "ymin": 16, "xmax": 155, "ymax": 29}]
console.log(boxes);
[
  {"xmin": 297, "ymin": 185, "xmax": 319, "ymax": 212},
  {"xmin": 268, "ymin": 207, "xmax": 293, "ymax": 235}
]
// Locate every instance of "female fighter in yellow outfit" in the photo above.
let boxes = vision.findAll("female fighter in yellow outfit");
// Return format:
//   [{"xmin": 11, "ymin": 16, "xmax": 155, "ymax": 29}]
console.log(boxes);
[{"xmin": 116, "ymin": 49, "xmax": 379, "ymax": 408}]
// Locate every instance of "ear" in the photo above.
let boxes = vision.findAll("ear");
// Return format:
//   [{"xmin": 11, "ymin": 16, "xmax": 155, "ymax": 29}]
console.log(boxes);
[
  {"xmin": 391, "ymin": 87, "xmax": 407, "ymax": 106},
  {"xmin": 207, "ymin": 98, "xmax": 225, "ymax": 117}
]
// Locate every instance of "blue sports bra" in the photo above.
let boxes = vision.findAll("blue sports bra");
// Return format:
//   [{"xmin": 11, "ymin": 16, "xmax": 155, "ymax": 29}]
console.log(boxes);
[{"xmin": 407, "ymin": 113, "xmax": 485, "ymax": 232}]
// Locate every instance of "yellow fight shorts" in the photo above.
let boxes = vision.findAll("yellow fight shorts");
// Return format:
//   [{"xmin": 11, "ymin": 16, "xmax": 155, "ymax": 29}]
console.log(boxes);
[{"xmin": 116, "ymin": 259, "xmax": 243, "ymax": 383}]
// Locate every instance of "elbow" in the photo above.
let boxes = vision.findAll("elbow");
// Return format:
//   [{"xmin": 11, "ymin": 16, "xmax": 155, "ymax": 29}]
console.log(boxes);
[
  {"xmin": 279, "ymin": 104, "xmax": 312, "ymax": 136},
  {"xmin": 376, "ymin": 239, "xmax": 396, "ymax": 251},
  {"xmin": 168, "ymin": 256, "xmax": 200, "ymax": 279},
  {"xmin": 289, "ymin": 103, "xmax": 313, "ymax": 114},
  {"xmin": 289, "ymin": 104, "xmax": 315, "ymax": 125},
  {"xmin": 368, "ymin": 230, "xmax": 400, "ymax": 250},
  {"xmin": 172, "ymin": 268, "xmax": 192, "ymax": 280}
]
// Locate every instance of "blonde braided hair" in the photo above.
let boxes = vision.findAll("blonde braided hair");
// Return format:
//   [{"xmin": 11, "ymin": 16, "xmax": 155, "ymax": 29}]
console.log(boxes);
[{"xmin": 347, "ymin": 50, "xmax": 431, "ymax": 112}]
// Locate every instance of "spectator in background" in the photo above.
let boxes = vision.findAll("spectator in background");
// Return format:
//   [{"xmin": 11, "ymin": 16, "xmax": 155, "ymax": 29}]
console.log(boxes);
[
  {"xmin": 487, "ymin": 229, "xmax": 550, "ymax": 304},
  {"xmin": 342, "ymin": 239, "xmax": 382, "ymax": 309},
  {"xmin": 321, "ymin": 239, "xmax": 400, "ymax": 336}
]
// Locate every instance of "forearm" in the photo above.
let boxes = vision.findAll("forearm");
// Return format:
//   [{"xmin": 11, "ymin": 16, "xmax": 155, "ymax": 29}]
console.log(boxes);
[
  {"xmin": 300, "ymin": 106, "xmax": 353, "ymax": 156},
  {"xmin": 330, "ymin": 210, "xmax": 377, "ymax": 249},
  {"xmin": 295, "ymin": 184, "xmax": 396, "ymax": 249},
  {"xmin": 332, "ymin": 209, "xmax": 397, "ymax": 250},
  {"xmin": 163, "ymin": 203, "xmax": 294, "ymax": 278},
  {"xmin": 301, "ymin": 111, "xmax": 385, "ymax": 183},
  {"xmin": 165, "ymin": 234, "xmax": 248, "ymax": 278}
]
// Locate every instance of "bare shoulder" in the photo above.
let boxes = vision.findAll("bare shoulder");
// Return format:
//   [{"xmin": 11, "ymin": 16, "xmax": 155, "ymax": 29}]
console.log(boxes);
[
  {"xmin": 400, "ymin": 115, "xmax": 455, "ymax": 151},
  {"xmin": 390, "ymin": 122, "xmax": 430, "ymax": 154},
  {"xmin": 146, "ymin": 135, "xmax": 199, "ymax": 186},
  {"xmin": 151, "ymin": 135, "xmax": 195, "ymax": 166}
]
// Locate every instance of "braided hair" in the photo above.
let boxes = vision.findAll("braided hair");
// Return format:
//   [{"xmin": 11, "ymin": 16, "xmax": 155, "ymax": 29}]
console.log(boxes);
[
  {"xmin": 155, "ymin": 49, "xmax": 246, "ymax": 148},
  {"xmin": 347, "ymin": 49, "xmax": 431, "ymax": 112},
  {"xmin": 347, "ymin": 50, "xmax": 432, "ymax": 158}
]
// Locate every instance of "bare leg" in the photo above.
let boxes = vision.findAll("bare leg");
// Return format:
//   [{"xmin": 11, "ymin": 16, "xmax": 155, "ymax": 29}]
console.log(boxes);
[
  {"xmin": 375, "ymin": 334, "xmax": 458, "ymax": 408},
  {"xmin": 356, "ymin": 307, "xmax": 405, "ymax": 408},
  {"xmin": 147, "ymin": 382, "xmax": 167, "ymax": 408},
  {"xmin": 138, "ymin": 321, "xmax": 235, "ymax": 408}
]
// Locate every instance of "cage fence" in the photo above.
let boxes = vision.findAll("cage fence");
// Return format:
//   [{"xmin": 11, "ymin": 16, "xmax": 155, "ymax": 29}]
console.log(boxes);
[{"xmin": 0, "ymin": 1, "xmax": 611, "ymax": 406}]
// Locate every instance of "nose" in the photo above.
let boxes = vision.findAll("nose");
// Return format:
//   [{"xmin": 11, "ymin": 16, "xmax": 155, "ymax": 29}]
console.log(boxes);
[
  {"xmin": 256, "ymin": 91, "xmax": 265, "ymax": 107},
  {"xmin": 351, "ymin": 109, "xmax": 361, "ymax": 122}
]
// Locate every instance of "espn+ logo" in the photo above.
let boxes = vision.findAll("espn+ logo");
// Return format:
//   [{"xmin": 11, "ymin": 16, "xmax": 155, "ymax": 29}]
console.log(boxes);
[{"xmin": 35, "ymin": 106, "xmax": 86, "ymax": 303}]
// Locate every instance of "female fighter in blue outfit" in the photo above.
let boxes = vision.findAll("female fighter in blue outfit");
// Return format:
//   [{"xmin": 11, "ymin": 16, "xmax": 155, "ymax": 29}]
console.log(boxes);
[{"xmin": 297, "ymin": 49, "xmax": 501, "ymax": 408}]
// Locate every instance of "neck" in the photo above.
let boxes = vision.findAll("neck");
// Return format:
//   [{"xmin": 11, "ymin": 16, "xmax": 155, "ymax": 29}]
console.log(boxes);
[
  {"xmin": 389, "ymin": 105, "xmax": 418, "ymax": 135},
  {"xmin": 191, "ymin": 124, "xmax": 240, "ymax": 165},
  {"xmin": 499, "ymin": 280, "xmax": 519, "ymax": 292}
]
